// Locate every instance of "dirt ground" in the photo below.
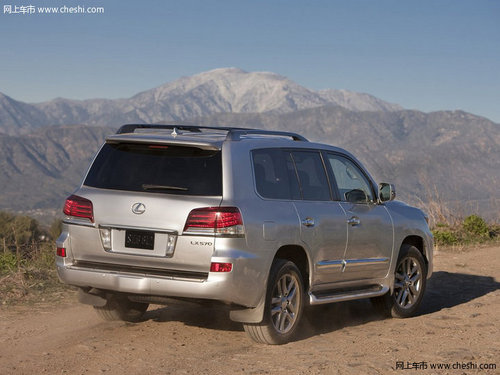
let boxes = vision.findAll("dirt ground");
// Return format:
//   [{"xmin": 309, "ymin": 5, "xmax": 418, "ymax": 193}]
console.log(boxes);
[{"xmin": 0, "ymin": 245, "xmax": 498, "ymax": 375}]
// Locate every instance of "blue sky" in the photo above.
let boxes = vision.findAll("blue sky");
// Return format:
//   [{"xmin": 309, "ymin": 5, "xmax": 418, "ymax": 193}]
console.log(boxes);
[{"xmin": 1, "ymin": 0, "xmax": 499, "ymax": 122}]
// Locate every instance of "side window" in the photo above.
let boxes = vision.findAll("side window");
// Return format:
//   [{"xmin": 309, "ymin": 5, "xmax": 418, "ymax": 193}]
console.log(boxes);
[
  {"xmin": 290, "ymin": 151, "xmax": 331, "ymax": 201},
  {"xmin": 252, "ymin": 149, "xmax": 300, "ymax": 200},
  {"xmin": 326, "ymin": 154, "xmax": 374, "ymax": 203}
]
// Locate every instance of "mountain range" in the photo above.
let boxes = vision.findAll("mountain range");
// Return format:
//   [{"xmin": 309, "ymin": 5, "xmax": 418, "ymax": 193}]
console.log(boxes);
[
  {"xmin": 0, "ymin": 68, "xmax": 401, "ymax": 135},
  {"xmin": 0, "ymin": 68, "xmax": 498, "ymax": 223}
]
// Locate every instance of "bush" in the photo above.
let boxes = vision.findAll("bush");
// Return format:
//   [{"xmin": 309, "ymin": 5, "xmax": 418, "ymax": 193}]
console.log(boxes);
[
  {"xmin": 432, "ymin": 229, "xmax": 458, "ymax": 246},
  {"xmin": 463, "ymin": 215, "xmax": 490, "ymax": 237},
  {"xmin": 432, "ymin": 214, "xmax": 497, "ymax": 247},
  {"xmin": 0, "ymin": 212, "xmax": 41, "ymax": 250}
]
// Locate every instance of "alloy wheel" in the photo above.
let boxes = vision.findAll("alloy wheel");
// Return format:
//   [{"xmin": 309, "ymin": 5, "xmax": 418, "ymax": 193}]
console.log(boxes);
[
  {"xmin": 394, "ymin": 256, "xmax": 422, "ymax": 309},
  {"xmin": 270, "ymin": 273, "xmax": 300, "ymax": 334}
]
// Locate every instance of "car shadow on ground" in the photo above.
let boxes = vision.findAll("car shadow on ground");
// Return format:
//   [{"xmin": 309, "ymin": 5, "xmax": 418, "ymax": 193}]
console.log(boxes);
[
  {"xmin": 141, "ymin": 271, "xmax": 500, "ymax": 337},
  {"xmin": 419, "ymin": 271, "xmax": 500, "ymax": 315},
  {"xmin": 144, "ymin": 299, "xmax": 243, "ymax": 332},
  {"xmin": 298, "ymin": 271, "xmax": 500, "ymax": 341}
]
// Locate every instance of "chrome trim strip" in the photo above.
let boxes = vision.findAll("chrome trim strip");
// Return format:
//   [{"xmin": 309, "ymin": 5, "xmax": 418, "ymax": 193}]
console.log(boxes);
[
  {"xmin": 345, "ymin": 257, "xmax": 389, "ymax": 265},
  {"xmin": 102, "ymin": 249, "xmax": 174, "ymax": 259},
  {"xmin": 317, "ymin": 260, "xmax": 344, "ymax": 268},
  {"xmin": 70, "ymin": 261, "xmax": 208, "ymax": 282},
  {"xmin": 99, "ymin": 224, "xmax": 177, "ymax": 235},
  {"xmin": 317, "ymin": 257, "xmax": 389, "ymax": 268}
]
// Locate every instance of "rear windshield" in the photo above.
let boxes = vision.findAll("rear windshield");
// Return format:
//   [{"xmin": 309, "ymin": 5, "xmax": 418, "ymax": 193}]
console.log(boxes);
[{"xmin": 84, "ymin": 143, "xmax": 222, "ymax": 196}]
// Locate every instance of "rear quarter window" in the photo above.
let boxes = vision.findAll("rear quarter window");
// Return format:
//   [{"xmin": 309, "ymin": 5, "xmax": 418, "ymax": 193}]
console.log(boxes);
[
  {"xmin": 252, "ymin": 149, "xmax": 300, "ymax": 200},
  {"xmin": 84, "ymin": 143, "xmax": 222, "ymax": 196}
]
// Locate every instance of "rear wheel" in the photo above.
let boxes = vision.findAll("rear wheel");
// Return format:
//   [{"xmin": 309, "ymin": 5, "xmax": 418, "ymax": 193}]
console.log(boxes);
[
  {"xmin": 94, "ymin": 295, "xmax": 149, "ymax": 322},
  {"xmin": 243, "ymin": 259, "xmax": 304, "ymax": 345},
  {"xmin": 372, "ymin": 245, "xmax": 427, "ymax": 318}
]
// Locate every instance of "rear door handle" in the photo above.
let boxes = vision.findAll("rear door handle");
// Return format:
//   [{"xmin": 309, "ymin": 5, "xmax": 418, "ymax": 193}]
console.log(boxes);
[
  {"xmin": 347, "ymin": 216, "xmax": 360, "ymax": 226},
  {"xmin": 301, "ymin": 217, "xmax": 315, "ymax": 227}
]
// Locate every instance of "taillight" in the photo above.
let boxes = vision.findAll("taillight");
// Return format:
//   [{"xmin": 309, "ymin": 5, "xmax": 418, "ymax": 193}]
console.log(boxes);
[
  {"xmin": 56, "ymin": 247, "xmax": 66, "ymax": 257},
  {"xmin": 184, "ymin": 207, "xmax": 244, "ymax": 235},
  {"xmin": 63, "ymin": 195, "xmax": 94, "ymax": 222}
]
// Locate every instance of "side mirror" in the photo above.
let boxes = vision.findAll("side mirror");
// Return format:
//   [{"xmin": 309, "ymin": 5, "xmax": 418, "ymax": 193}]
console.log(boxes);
[{"xmin": 379, "ymin": 183, "xmax": 396, "ymax": 202}]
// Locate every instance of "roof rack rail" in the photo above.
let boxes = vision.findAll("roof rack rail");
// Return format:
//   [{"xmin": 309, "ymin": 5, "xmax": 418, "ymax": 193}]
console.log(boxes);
[
  {"xmin": 226, "ymin": 129, "xmax": 307, "ymax": 142},
  {"xmin": 116, "ymin": 124, "xmax": 308, "ymax": 142}
]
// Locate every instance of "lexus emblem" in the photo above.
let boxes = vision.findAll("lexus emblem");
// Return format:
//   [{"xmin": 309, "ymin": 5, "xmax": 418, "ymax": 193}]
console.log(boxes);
[{"xmin": 131, "ymin": 202, "xmax": 146, "ymax": 215}]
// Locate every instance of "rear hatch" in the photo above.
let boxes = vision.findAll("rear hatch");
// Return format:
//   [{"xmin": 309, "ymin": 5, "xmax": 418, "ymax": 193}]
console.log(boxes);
[{"xmin": 66, "ymin": 140, "xmax": 223, "ymax": 274}]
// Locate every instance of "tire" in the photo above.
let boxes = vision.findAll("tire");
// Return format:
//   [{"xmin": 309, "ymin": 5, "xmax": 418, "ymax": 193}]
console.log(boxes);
[
  {"xmin": 243, "ymin": 259, "xmax": 304, "ymax": 345},
  {"xmin": 94, "ymin": 295, "xmax": 149, "ymax": 323},
  {"xmin": 372, "ymin": 245, "xmax": 427, "ymax": 318}
]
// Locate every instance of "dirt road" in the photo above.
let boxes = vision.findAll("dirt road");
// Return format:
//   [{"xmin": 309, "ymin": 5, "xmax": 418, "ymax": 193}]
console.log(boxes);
[{"xmin": 1, "ymin": 246, "xmax": 498, "ymax": 375}]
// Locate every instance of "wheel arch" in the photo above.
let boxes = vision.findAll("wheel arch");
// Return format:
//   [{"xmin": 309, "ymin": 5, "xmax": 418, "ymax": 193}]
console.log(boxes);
[
  {"xmin": 274, "ymin": 244, "xmax": 310, "ymax": 291},
  {"xmin": 401, "ymin": 235, "xmax": 428, "ymax": 265}
]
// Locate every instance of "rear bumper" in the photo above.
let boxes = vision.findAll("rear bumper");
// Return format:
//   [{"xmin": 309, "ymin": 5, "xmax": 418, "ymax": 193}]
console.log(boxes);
[
  {"xmin": 56, "ymin": 223, "xmax": 268, "ymax": 308},
  {"xmin": 56, "ymin": 255, "xmax": 264, "ymax": 308}
]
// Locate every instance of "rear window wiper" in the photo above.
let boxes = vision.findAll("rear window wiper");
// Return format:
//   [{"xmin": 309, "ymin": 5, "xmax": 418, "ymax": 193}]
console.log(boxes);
[{"xmin": 142, "ymin": 184, "xmax": 189, "ymax": 191}]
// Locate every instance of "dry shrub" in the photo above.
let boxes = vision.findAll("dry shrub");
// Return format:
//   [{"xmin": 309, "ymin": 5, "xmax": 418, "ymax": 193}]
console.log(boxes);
[{"xmin": 0, "ymin": 213, "xmax": 70, "ymax": 305}]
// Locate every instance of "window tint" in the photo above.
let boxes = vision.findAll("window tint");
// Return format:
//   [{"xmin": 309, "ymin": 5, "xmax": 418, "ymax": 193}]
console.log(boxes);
[
  {"xmin": 291, "ymin": 151, "xmax": 331, "ymax": 201},
  {"xmin": 252, "ymin": 149, "xmax": 300, "ymax": 200},
  {"xmin": 84, "ymin": 143, "xmax": 222, "ymax": 196},
  {"xmin": 326, "ymin": 154, "xmax": 374, "ymax": 203}
]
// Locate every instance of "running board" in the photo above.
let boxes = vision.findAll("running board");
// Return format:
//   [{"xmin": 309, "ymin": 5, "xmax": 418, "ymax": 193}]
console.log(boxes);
[{"xmin": 309, "ymin": 285, "xmax": 389, "ymax": 305}]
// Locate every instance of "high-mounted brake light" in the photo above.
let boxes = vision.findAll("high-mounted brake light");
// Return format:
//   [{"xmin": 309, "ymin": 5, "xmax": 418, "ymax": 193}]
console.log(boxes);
[
  {"xmin": 63, "ymin": 195, "xmax": 94, "ymax": 222},
  {"xmin": 184, "ymin": 207, "xmax": 244, "ymax": 235}
]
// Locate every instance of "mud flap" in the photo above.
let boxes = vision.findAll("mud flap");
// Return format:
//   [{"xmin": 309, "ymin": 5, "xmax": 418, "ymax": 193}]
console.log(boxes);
[{"xmin": 229, "ymin": 295, "xmax": 265, "ymax": 323}]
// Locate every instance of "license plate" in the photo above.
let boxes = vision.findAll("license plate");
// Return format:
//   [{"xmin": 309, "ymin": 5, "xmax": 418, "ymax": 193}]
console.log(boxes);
[{"xmin": 125, "ymin": 230, "xmax": 155, "ymax": 250}]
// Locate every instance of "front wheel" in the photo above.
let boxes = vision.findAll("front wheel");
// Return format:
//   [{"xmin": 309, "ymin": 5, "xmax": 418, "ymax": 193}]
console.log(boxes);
[
  {"xmin": 372, "ymin": 245, "xmax": 427, "ymax": 318},
  {"xmin": 243, "ymin": 259, "xmax": 304, "ymax": 344}
]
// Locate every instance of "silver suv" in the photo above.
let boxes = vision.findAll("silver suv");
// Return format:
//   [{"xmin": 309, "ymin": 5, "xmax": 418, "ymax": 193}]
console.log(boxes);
[{"xmin": 56, "ymin": 125, "xmax": 433, "ymax": 344}]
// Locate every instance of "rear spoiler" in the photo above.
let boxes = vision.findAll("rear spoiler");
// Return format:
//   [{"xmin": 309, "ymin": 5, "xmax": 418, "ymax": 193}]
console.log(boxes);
[{"xmin": 106, "ymin": 133, "xmax": 221, "ymax": 151}]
